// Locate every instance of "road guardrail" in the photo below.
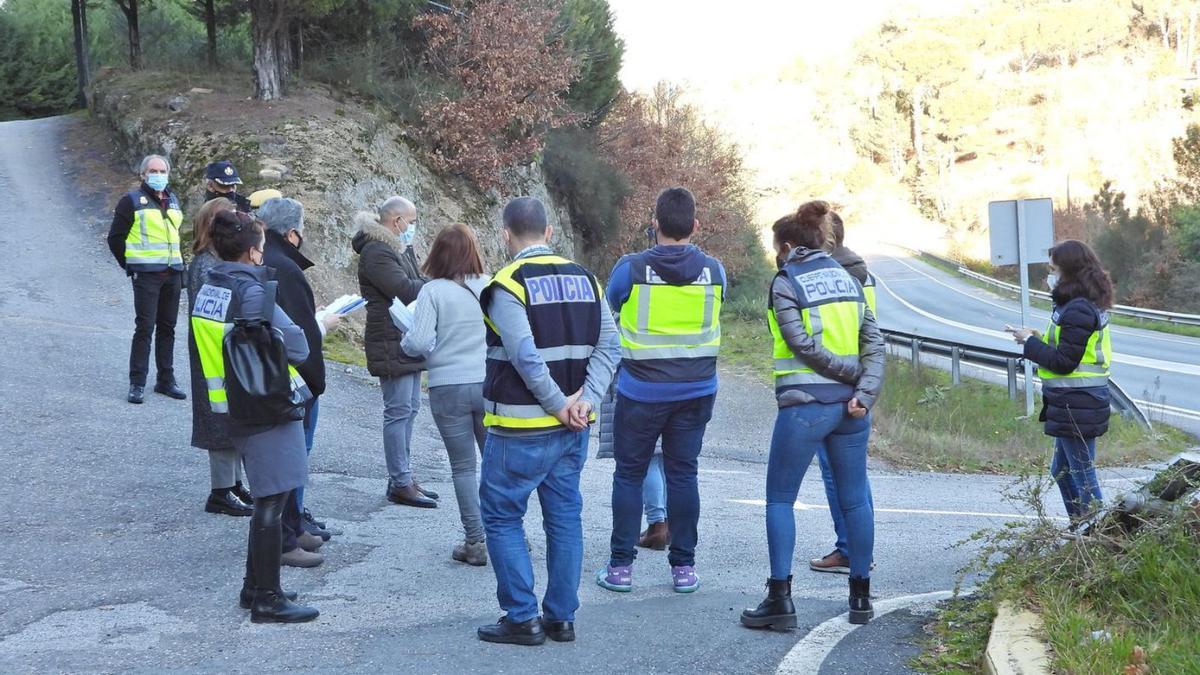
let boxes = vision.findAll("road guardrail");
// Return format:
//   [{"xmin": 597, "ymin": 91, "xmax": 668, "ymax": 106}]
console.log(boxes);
[
  {"xmin": 881, "ymin": 328, "xmax": 1152, "ymax": 430},
  {"xmin": 889, "ymin": 244, "xmax": 1200, "ymax": 327}
]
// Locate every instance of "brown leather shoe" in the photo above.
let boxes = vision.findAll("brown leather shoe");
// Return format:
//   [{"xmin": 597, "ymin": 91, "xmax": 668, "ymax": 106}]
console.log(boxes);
[
  {"xmin": 297, "ymin": 531, "xmax": 324, "ymax": 552},
  {"xmin": 637, "ymin": 521, "xmax": 670, "ymax": 550},
  {"xmin": 387, "ymin": 482, "xmax": 438, "ymax": 509},
  {"xmin": 281, "ymin": 547, "xmax": 324, "ymax": 568},
  {"xmin": 808, "ymin": 550, "xmax": 850, "ymax": 574}
]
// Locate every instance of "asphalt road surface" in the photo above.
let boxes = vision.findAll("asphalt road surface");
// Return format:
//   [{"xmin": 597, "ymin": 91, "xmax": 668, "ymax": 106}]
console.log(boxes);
[
  {"xmin": 0, "ymin": 116, "xmax": 1159, "ymax": 674},
  {"xmin": 870, "ymin": 251, "xmax": 1200, "ymax": 433}
]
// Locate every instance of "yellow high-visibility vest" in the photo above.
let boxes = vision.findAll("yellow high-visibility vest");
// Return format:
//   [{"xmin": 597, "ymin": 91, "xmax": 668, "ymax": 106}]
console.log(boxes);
[{"xmin": 124, "ymin": 188, "xmax": 184, "ymax": 272}]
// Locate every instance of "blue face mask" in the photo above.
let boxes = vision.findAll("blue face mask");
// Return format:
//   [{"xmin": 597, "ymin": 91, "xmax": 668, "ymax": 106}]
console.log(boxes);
[
  {"xmin": 401, "ymin": 222, "xmax": 417, "ymax": 245},
  {"xmin": 146, "ymin": 173, "xmax": 169, "ymax": 192}
]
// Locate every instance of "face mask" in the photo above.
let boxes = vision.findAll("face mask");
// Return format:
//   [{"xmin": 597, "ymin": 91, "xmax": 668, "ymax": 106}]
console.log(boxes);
[
  {"xmin": 292, "ymin": 230, "xmax": 304, "ymax": 251},
  {"xmin": 1046, "ymin": 273, "xmax": 1058, "ymax": 290},
  {"xmin": 401, "ymin": 222, "xmax": 417, "ymax": 245},
  {"xmin": 146, "ymin": 174, "xmax": 169, "ymax": 191}
]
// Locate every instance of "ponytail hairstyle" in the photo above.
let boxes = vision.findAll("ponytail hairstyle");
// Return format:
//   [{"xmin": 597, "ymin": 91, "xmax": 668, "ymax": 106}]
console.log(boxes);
[
  {"xmin": 772, "ymin": 200, "xmax": 835, "ymax": 252},
  {"xmin": 1050, "ymin": 239, "xmax": 1114, "ymax": 309},
  {"xmin": 211, "ymin": 210, "xmax": 265, "ymax": 262}
]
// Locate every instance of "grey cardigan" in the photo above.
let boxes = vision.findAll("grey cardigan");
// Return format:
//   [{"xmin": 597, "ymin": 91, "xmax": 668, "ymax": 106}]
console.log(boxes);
[{"xmin": 400, "ymin": 276, "xmax": 489, "ymax": 388}]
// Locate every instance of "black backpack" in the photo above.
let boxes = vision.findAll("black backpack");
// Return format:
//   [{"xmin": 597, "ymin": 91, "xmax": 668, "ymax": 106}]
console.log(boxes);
[{"xmin": 223, "ymin": 281, "xmax": 306, "ymax": 425}]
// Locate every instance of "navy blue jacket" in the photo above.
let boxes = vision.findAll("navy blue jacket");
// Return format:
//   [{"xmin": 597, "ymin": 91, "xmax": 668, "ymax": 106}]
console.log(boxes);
[{"xmin": 1023, "ymin": 297, "xmax": 1111, "ymax": 439}]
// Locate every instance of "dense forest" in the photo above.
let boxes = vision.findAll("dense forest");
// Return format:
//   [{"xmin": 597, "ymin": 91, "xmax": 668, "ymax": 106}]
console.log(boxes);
[{"xmin": 0, "ymin": 0, "xmax": 763, "ymax": 287}]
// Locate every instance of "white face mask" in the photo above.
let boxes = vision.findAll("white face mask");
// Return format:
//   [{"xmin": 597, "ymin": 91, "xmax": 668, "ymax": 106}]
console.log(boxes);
[{"xmin": 1046, "ymin": 273, "xmax": 1058, "ymax": 290}]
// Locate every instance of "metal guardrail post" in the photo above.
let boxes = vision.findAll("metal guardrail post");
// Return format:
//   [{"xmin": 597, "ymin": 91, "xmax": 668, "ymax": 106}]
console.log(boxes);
[
  {"xmin": 951, "ymin": 346, "xmax": 962, "ymax": 385},
  {"xmin": 1006, "ymin": 358, "xmax": 1018, "ymax": 400},
  {"xmin": 911, "ymin": 339, "xmax": 921, "ymax": 372}
]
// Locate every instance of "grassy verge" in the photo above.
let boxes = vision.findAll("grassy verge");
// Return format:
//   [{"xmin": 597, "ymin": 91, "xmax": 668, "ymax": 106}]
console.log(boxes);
[
  {"xmin": 917, "ymin": 253, "xmax": 1200, "ymax": 339},
  {"xmin": 322, "ymin": 330, "xmax": 367, "ymax": 368},
  {"xmin": 718, "ymin": 315, "xmax": 1191, "ymax": 473},
  {"xmin": 911, "ymin": 595, "xmax": 996, "ymax": 675}
]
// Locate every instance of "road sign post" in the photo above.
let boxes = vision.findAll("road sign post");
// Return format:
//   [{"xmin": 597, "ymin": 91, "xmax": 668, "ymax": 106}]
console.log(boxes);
[{"xmin": 988, "ymin": 198, "xmax": 1054, "ymax": 417}]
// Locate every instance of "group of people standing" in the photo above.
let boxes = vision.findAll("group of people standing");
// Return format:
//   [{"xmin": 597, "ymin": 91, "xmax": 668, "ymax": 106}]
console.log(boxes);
[{"xmin": 107, "ymin": 150, "xmax": 1117, "ymax": 638}]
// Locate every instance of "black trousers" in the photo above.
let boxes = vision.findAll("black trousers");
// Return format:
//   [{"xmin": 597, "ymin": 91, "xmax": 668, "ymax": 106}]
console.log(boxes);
[{"xmin": 128, "ymin": 271, "xmax": 182, "ymax": 387}]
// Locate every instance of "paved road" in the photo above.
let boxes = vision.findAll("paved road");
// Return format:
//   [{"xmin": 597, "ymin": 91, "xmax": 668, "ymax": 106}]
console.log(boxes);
[
  {"xmin": 870, "ymin": 251, "xmax": 1200, "ymax": 433},
  {"xmin": 0, "ymin": 116, "xmax": 1157, "ymax": 674}
]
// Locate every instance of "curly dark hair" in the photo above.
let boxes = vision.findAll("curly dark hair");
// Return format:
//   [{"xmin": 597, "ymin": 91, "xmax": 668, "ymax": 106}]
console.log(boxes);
[
  {"xmin": 772, "ymin": 200, "xmax": 834, "ymax": 251},
  {"xmin": 211, "ymin": 210, "xmax": 264, "ymax": 262},
  {"xmin": 1050, "ymin": 239, "xmax": 1114, "ymax": 309}
]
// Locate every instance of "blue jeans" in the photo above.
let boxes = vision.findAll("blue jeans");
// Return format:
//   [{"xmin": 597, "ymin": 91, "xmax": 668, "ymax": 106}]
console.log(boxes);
[
  {"xmin": 767, "ymin": 403, "xmax": 873, "ymax": 579},
  {"xmin": 295, "ymin": 397, "xmax": 319, "ymax": 511},
  {"xmin": 1051, "ymin": 436, "xmax": 1102, "ymax": 518},
  {"xmin": 817, "ymin": 445, "xmax": 873, "ymax": 557},
  {"xmin": 480, "ymin": 428, "xmax": 588, "ymax": 623},
  {"xmin": 610, "ymin": 394, "xmax": 715, "ymax": 568},
  {"xmin": 643, "ymin": 454, "xmax": 666, "ymax": 524}
]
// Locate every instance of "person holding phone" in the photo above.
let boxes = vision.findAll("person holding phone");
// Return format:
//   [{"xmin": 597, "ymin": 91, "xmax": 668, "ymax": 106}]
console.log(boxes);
[
  {"xmin": 741, "ymin": 200, "xmax": 884, "ymax": 631},
  {"xmin": 1007, "ymin": 240, "xmax": 1114, "ymax": 523}
]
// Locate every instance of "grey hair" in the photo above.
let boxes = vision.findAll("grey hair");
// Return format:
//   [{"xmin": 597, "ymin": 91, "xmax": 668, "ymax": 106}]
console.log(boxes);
[
  {"xmin": 256, "ymin": 197, "xmax": 305, "ymax": 235},
  {"xmin": 139, "ymin": 154, "xmax": 171, "ymax": 174},
  {"xmin": 378, "ymin": 196, "xmax": 415, "ymax": 220}
]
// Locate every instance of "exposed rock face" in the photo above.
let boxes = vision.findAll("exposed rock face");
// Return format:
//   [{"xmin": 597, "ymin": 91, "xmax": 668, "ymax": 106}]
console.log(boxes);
[{"xmin": 89, "ymin": 73, "xmax": 580, "ymax": 307}]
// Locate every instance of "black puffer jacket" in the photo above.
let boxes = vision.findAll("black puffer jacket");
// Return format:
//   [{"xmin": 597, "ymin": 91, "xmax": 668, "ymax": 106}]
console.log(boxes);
[
  {"xmin": 263, "ymin": 229, "xmax": 326, "ymax": 396},
  {"xmin": 1023, "ymin": 297, "xmax": 1111, "ymax": 439},
  {"xmin": 352, "ymin": 223, "xmax": 426, "ymax": 378}
]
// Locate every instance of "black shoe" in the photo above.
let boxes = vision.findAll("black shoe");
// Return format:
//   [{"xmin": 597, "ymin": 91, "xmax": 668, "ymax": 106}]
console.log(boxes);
[
  {"xmin": 153, "ymin": 381, "xmax": 187, "ymax": 400},
  {"xmin": 387, "ymin": 483, "xmax": 438, "ymax": 509},
  {"xmin": 302, "ymin": 518, "xmax": 332, "ymax": 541},
  {"xmin": 302, "ymin": 508, "xmax": 326, "ymax": 530},
  {"xmin": 239, "ymin": 586, "xmax": 297, "ymax": 609},
  {"xmin": 477, "ymin": 616, "xmax": 545, "ymax": 646},
  {"xmin": 544, "ymin": 620, "xmax": 575, "ymax": 643},
  {"xmin": 231, "ymin": 482, "xmax": 254, "ymax": 506},
  {"xmin": 413, "ymin": 481, "xmax": 439, "ymax": 500},
  {"xmin": 127, "ymin": 385, "xmax": 144, "ymax": 404},
  {"xmin": 205, "ymin": 490, "xmax": 252, "ymax": 517},
  {"xmin": 741, "ymin": 576, "xmax": 797, "ymax": 631},
  {"xmin": 250, "ymin": 589, "xmax": 319, "ymax": 624},
  {"xmin": 849, "ymin": 576, "xmax": 874, "ymax": 625}
]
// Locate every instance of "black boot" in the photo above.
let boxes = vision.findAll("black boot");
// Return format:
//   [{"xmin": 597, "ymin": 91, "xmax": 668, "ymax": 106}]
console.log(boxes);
[
  {"xmin": 232, "ymin": 482, "xmax": 254, "ymax": 506},
  {"xmin": 205, "ymin": 489, "xmax": 252, "ymax": 517},
  {"xmin": 849, "ymin": 576, "xmax": 873, "ymax": 625},
  {"xmin": 740, "ymin": 576, "xmax": 797, "ymax": 631},
  {"xmin": 250, "ymin": 588, "xmax": 319, "ymax": 624},
  {"xmin": 238, "ymin": 581, "xmax": 297, "ymax": 609}
]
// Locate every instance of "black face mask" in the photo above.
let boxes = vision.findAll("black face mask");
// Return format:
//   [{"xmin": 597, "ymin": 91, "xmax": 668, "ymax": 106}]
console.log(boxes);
[
  {"xmin": 776, "ymin": 256, "xmax": 785, "ymax": 271},
  {"xmin": 291, "ymin": 230, "xmax": 304, "ymax": 251}
]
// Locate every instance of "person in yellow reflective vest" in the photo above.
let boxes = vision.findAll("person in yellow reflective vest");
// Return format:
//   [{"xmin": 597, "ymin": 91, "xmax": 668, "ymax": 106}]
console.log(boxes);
[
  {"xmin": 191, "ymin": 210, "xmax": 319, "ymax": 624},
  {"xmin": 596, "ymin": 187, "xmax": 726, "ymax": 596},
  {"xmin": 476, "ymin": 197, "xmax": 619, "ymax": 646},
  {"xmin": 809, "ymin": 211, "xmax": 879, "ymax": 575},
  {"xmin": 107, "ymin": 154, "xmax": 187, "ymax": 404},
  {"xmin": 742, "ymin": 200, "xmax": 884, "ymax": 631},
  {"xmin": 1008, "ymin": 240, "xmax": 1115, "ymax": 522}
]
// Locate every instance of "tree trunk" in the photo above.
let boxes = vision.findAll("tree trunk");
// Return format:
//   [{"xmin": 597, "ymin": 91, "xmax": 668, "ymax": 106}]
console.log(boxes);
[
  {"xmin": 250, "ymin": 0, "xmax": 287, "ymax": 101},
  {"xmin": 205, "ymin": 0, "xmax": 217, "ymax": 68},
  {"xmin": 124, "ymin": 0, "xmax": 142, "ymax": 70},
  {"xmin": 910, "ymin": 85, "xmax": 925, "ymax": 172},
  {"xmin": 1178, "ymin": 19, "xmax": 1186, "ymax": 65},
  {"xmin": 71, "ymin": 0, "xmax": 91, "ymax": 108},
  {"xmin": 1189, "ymin": 9, "xmax": 1197, "ymax": 74},
  {"xmin": 1163, "ymin": 16, "xmax": 1171, "ymax": 51}
]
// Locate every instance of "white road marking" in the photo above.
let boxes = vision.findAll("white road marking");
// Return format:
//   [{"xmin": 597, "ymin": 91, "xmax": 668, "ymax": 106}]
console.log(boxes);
[
  {"xmin": 776, "ymin": 589, "xmax": 964, "ymax": 675},
  {"xmin": 728, "ymin": 499, "xmax": 1067, "ymax": 521}
]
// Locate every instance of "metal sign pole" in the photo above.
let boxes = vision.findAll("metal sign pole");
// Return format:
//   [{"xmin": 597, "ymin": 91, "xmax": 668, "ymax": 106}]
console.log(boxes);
[{"xmin": 1015, "ymin": 199, "xmax": 1035, "ymax": 416}]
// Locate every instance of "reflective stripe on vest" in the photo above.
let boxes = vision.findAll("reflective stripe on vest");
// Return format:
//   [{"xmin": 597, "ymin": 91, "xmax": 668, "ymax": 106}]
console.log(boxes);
[
  {"xmin": 482, "ymin": 254, "xmax": 601, "ymax": 429},
  {"xmin": 1038, "ymin": 308, "xmax": 1113, "ymax": 389},
  {"xmin": 863, "ymin": 274, "xmax": 878, "ymax": 318},
  {"xmin": 124, "ymin": 189, "xmax": 184, "ymax": 272},
  {"xmin": 618, "ymin": 256, "xmax": 723, "ymax": 368},
  {"xmin": 769, "ymin": 255, "xmax": 865, "ymax": 392}
]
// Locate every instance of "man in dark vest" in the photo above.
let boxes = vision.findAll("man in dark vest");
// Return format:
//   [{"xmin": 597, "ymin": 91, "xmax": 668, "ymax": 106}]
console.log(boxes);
[
  {"xmin": 106, "ymin": 154, "xmax": 187, "ymax": 404},
  {"xmin": 475, "ymin": 197, "xmax": 619, "ymax": 646}
]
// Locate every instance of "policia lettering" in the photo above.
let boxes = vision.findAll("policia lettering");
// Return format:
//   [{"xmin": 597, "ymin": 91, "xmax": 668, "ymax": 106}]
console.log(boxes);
[
  {"xmin": 1039, "ymin": 307, "xmax": 1112, "ymax": 388},
  {"xmin": 768, "ymin": 254, "xmax": 866, "ymax": 392},
  {"xmin": 617, "ymin": 252, "xmax": 723, "ymax": 382},
  {"xmin": 191, "ymin": 275, "xmax": 308, "ymax": 415},
  {"xmin": 481, "ymin": 255, "xmax": 603, "ymax": 429},
  {"xmin": 124, "ymin": 189, "xmax": 184, "ymax": 272}
]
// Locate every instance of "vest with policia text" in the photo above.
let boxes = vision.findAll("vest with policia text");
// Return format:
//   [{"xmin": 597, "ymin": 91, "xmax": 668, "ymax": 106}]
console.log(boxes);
[
  {"xmin": 617, "ymin": 251, "xmax": 723, "ymax": 383},
  {"xmin": 1039, "ymin": 303, "xmax": 1113, "ymax": 389},
  {"xmin": 768, "ymin": 252, "xmax": 866, "ymax": 397},
  {"xmin": 481, "ymin": 254, "xmax": 603, "ymax": 429},
  {"xmin": 124, "ymin": 188, "xmax": 184, "ymax": 272},
  {"xmin": 190, "ymin": 272, "xmax": 309, "ymax": 416}
]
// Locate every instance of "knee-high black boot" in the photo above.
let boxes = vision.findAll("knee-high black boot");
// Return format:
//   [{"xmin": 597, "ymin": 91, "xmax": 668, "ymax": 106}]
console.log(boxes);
[
  {"xmin": 239, "ymin": 528, "xmax": 297, "ymax": 609},
  {"xmin": 740, "ymin": 576, "xmax": 797, "ymax": 631},
  {"xmin": 849, "ymin": 576, "xmax": 873, "ymax": 625},
  {"xmin": 249, "ymin": 491, "xmax": 318, "ymax": 624}
]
